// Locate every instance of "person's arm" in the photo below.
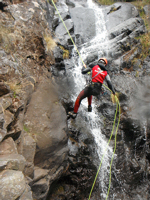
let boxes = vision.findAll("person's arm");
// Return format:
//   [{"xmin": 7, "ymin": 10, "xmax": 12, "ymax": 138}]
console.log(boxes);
[
  {"xmin": 98, "ymin": 63, "xmax": 108, "ymax": 71},
  {"xmin": 81, "ymin": 63, "xmax": 95, "ymax": 74},
  {"xmin": 105, "ymin": 74, "xmax": 115, "ymax": 94}
]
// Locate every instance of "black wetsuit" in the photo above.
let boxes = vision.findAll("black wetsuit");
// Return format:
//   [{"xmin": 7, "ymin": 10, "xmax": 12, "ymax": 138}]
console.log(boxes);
[{"xmin": 73, "ymin": 63, "xmax": 115, "ymax": 114}]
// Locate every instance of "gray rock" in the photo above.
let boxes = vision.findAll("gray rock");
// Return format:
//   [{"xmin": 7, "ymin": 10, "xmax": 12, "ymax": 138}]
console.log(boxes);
[
  {"xmin": 3, "ymin": 110, "xmax": 14, "ymax": 130},
  {"xmin": 0, "ymin": 82, "xmax": 10, "ymax": 97},
  {"xmin": 0, "ymin": 137, "xmax": 18, "ymax": 155},
  {"xmin": 0, "ymin": 170, "xmax": 26, "ymax": 200},
  {"xmin": 20, "ymin": 132, "xmax": 36, "ymax": 178},
  {"xmin": 0, "ymin": 154, "xmax": 26, "ymax": 171},
  {"xmin": 105, "ymin": 3, "xmax": 139, "ymax": 30},
  {"xmin": 7, "ymin": 1, "xmax": 39, "ymax": 21},
  {"xmin": 31, "ymin": 178, "xmax": 49, "ymax": 200},
  {"xmin": 33, "ymin": 166, "xmax": 49, "ymax": 182},
  {"xmin": 108, "ymin": 17, "xmax": 145, "ymax": 39},
  {"xmin": 53, "ymin": 46, "xmax": 64, "ymax": 62},
  {"xmin": 69, "ymin": 7, "xmax": 96, "ymax": 43},
  {"xmin": 66, "ymin": 0, "xmax": 75, "ymax": 8},
  {"xmin": 19, "ymin": 184, "xmax": 33, "ymax": 200},
  {"xmin": 0, "ymin": 94, "xmax": 12, "ymax": 114},
  {"xmin": 0, "ymin": 95, "xmax": 14, "ymax": 142},
  {"xmin": 55, "ymin": 18, "xmax": 74, "ymax": 36},
  {"xmin": 143, "ymin": 5, "xmax": 150, "ymax": 16},
  {"xmin": 24, "ymin": 79, "xmax": 68, "ymax": 170},
  {"xmin": 21, "ymin": 132, "xmax": 36, "ymax": 163}
]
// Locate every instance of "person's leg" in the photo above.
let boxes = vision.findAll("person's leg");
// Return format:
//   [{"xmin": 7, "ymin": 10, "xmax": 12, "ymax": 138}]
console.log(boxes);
[
  {"xmin": 87, "ymin": 96, "xmax": 92, "ymax": 112},
  {"xmin": 74, "ymin": 89, "xmax": 87, "ymax": 113},
  {"xmin": 88, "ymin": 95, "xmax": 92, "ymax": 106},
  {"xmin": 68, "ymin": 86, "xmax": 91, "ymax": 119}
]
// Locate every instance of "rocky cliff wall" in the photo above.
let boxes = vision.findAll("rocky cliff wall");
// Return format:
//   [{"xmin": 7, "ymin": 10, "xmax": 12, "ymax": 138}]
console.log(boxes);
[
  {"xmin": 47, "ymin": 0, "xmax": 150, "ymax": 200},
  {"xmin": 0, "ymin": 0, "xmax": 150, "ymax": 200},
  {"xmin": 0, "ymin": 1, "xmax": 69, "ymax": 200}
]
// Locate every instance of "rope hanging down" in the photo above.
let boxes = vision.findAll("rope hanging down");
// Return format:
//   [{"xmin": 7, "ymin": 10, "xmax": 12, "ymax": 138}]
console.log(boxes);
[
  {"xmin": 88, "ymin": 95, "xmax": 120, "ymax": 200},
  {"xmin": 49, "ymin": 0, "xmax": 121, "ymax": 199},
  {"xmin": 48, "ymin": 0, "xmax": 85, "ymax": 66}
]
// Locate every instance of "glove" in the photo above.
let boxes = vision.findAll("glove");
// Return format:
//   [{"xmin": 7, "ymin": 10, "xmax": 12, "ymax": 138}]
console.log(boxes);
[{"xmin": 83, "ymin": 63, "xmax": 87, "ymax": 68}]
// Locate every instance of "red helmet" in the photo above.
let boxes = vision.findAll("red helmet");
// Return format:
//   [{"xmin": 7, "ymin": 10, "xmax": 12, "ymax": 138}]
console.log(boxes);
[{"xmin": 98, "ymin": 58, "xmax": 108, "ymax": 66}]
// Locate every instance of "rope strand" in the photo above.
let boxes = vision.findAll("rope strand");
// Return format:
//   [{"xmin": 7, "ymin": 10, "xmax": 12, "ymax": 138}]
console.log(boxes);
[
  {"xmin": 48, "ymin": 1, "xmax": 121, "ymax": 199},
  {"xmin": 48, "ymin": 0, "xmax": 85, "ymax": 66}
]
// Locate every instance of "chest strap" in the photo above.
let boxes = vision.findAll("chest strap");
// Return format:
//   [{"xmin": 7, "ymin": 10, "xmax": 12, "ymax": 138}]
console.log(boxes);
[{"xmin": 92, "ymin": 70, "xmax": 103, "ymax": 80}]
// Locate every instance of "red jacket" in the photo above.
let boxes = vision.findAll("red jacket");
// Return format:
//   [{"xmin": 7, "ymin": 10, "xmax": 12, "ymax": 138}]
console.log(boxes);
[
  {"xmin": 92, "ymin": 65, "xmax": 107, "ymax": 83},
  {"xmin": 81, "ymin": 63, "xmax": 115, "ymax": 94}
]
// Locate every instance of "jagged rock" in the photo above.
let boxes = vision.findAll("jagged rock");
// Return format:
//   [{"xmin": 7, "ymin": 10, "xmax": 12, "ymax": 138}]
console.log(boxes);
[
  {"xmin": 20, "ymin": 132, "xmax": 36, "ymax": 177},
  {"xmin": 30, "ymin": 167, "xmax": 50, "ymax": 199},
  {"xmin": 3, "ymin": 110, "xmax": 14, "ymax": 129},
  {"xmin": 21, "ymin": 132, "xmax": 36, "ymax": 162},
  {"xmin": 0, "ymin": 95, "xmax": 13, "ymax": 142},
  {"xmin": 0, "ymin": 154, "xmax": 26, "ymax": 171},
  {"xmin": 69, "ymin": 6, "xmax": 96, "ymax": 44},
  {"xmin": 97, "ymin": 102, "xmax": 116, "ymax": 120},
  {"xmin": 100, "ymin": 3, "xmax": 146, "ymax": 63},
  {"xmin": 67, "ymin": 0, "xmax": 87, "ymax": 8},
  {"xmin": 0, "ymin": 82, "xmax": 10, "ymax": 97},
  {"xmin": 0, "ymin": 137, "xmax": 18, "ymax": 155},
  {"xmin": 31, "ymin": 178, "xmax": 49, "ymax": 200},
  {"xmin": 19, "ymin": 184, "xmax": 33, "ymax": 200},
  {"xmin": 143, "ymin": 5, "xmax": 150, "ymax": 17},
  {"xmin": 53, "ymin": 46, "xmax": 64, "ymax": 63},
  {"xmin": 24, "ymin": 78, "xmax": 68, "ymax": 170},
  {"xmin": 105, "ymin": 2, "xmax": 139, "ymax": 30},
  {"xmin": 23, "ymin": 162, "xmax": 34, "ymax": 179},
  {"xmin": 108, "ymin": 17, "xmax": 145, "ymax": 40},
  {"xmin": 0, "ymin": 170, "xmax": 26, "ymax": 200},
  {"xmin": 55, "ymin": 18, "xmax": 74, "ymax": 36},
  {"xmin": 0, "ymin": 94, "xmax": 12, "ymax": 114},
  {"xmin": 33, "ymin": 166, "xmax": 49, "ymax": 182},
  {"xmin": 66, "ymin": 0, "xmax": 75, "ymax": 8},
  {"xmin": 0, "ymin": 0, "xmax": 150, "ymax": 200}
]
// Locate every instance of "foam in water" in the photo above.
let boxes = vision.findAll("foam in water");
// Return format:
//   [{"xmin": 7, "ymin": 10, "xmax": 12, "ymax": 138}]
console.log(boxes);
[{"xmin": 70, "ymin": 0, "xmax": 114, "ymax": 197}]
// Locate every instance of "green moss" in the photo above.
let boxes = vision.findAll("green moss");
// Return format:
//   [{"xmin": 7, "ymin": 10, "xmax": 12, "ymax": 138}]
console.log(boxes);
[
  {"xmin": 60, "ymin": 46, "xmax": 69, "ymax": 59},
  {"xmin": 94, "ymin": 0, "xmax": 115, "ymax": 5},
  {"xmin": 23, "ymin": 124, "xmax": 29, "ymax": 132},
  {"xmin": 135, "ymin": 32, "xmax": 150, "ymax": 60},
  {"xmin": 135, "ymin": 70, "xmax": 139, "ymax": 77},
  {"xmin": 13, "ymin": 92, "xmax": 17, "ymax": 98}
]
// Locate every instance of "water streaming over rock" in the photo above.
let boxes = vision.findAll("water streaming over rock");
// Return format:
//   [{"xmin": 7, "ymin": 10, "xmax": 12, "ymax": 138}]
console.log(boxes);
[{"xmin": 68, "ymin": 0, "xmax": 114, "ymax": 198}]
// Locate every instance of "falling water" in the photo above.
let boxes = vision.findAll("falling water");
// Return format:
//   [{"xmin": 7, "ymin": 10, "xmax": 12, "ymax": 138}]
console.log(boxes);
[{"xmin": 69, "ymin": 0, "xmax": 114, "ymax": 198}]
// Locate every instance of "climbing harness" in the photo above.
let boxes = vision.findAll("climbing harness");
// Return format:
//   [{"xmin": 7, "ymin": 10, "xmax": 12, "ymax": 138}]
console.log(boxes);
[
  {"xmin": 49, "ymin": 0, "xmax": 121, "ymax": 199},
  {"xmin": 92, "ymin": 69, "xmax": 103, "ymax": 80}
]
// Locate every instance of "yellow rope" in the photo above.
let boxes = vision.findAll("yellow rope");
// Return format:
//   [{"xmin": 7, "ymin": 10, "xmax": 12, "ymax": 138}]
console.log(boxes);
[
  {"xmin": 105, "ymin": 97, "xmax": 120, "ymax": 200},
  {"xmin": 48, "ymin": 0, "xmax": 85, "ymax": 66},
  {"xmin": 48, "ymin": 1, "xmax": 121, "ymax": 199},
  {"xmin": 88, "ymin": 94, "xmax": 120, "ymax": 200}
]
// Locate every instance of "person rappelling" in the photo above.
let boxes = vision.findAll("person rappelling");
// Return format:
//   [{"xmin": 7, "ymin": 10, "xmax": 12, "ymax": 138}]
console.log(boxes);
[{"xmin": 67, "ymin": 58, "xmax": 116, "ymax": 119}]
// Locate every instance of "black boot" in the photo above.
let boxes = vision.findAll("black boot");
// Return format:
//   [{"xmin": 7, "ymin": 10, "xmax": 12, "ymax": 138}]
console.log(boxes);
[
  {"xmin": 67, "ymin": 112, "xmax": 77, "ymax": 119},
  {"xmin": 88, "ymin": 105, "xmax": 92, "ymax": 112}
]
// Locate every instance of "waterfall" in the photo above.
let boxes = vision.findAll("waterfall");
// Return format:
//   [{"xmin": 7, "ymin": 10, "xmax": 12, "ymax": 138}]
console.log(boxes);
[{"xmin": 69, "ymin": 0, "xmax": 114, "ymax": 198}]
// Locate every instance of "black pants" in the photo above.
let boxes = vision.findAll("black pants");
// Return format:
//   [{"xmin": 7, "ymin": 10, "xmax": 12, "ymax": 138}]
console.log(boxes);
[{"xmin": 74, "ymin": 82, "xmax": 102, "ymax": 113}]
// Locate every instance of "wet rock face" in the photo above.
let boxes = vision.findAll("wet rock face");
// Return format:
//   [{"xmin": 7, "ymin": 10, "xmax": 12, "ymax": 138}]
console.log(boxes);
[
  {"xmin": 50, "ymin": 0, "xmax": 150, "ymax": 199},
  {"xmin": 24, "ymin": 79, "xmax": 68, "ymax": 171},
  {"xmin": 48, "ymin": 129, "xmax": 97, "ymax": 200},
  {"xmin": 0, "ymin": 0, "xmax": 69, "ymax": 200},
  {"xmin": 1, "ymin": 0, "xmax": 150, "ymax": 200}
]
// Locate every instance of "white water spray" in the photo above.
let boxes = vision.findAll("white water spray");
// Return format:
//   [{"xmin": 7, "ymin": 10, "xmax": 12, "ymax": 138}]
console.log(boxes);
[{"xmin": 70, "ymin": 0, "xmax": 113, "ymax": 198}]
